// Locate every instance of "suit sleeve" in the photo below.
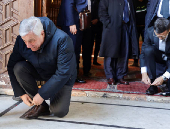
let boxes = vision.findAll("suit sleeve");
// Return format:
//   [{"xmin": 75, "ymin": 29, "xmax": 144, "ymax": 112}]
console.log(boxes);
[
  {"xmin": 38, "ymin": 36, "xmax": 76, "ymax": 100},
  {"xmin": 7, "ymin": 36, "xmax": 26, "ymax": 97},
  {"xmin": 98, "ymin": 0, "xmax": 110, "ymax": 28},
  {"xmin": 65, "ymin": 0, "xmax": 77, "ymax": 26},
  {"xmin": 140, "ymin": 29, "xmax": 152, "ymax": 67}
]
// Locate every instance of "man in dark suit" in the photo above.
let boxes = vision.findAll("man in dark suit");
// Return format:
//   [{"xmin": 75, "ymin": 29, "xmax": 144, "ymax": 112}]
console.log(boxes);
[
  {"xmin": 57, "ymin": 0, "xmax": 87, "ymax": 83},
  {"xmin": 82, "ymin": 0, "xmax": 103, "ymax": 76},
  {"xmin": 98, "ymin": 0, "xmax": 139, "ymax": 85},
  {"xmin": 144, "ymin": 0, "xmax": 170, "ymax": 83},
  {"xmin": 140, "ymin": 18, "xmax": 170, "ymax": 95},
  {"xmin": 90, "ymin": 0, "xmax": 102, "ymax": 66},
  {"xmin": 132, "ymin": 0, "xmax": 148, "ymax": 66}
]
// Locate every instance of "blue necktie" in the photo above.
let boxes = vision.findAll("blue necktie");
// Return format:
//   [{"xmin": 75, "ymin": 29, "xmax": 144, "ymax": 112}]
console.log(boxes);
[
  {"xmin": 123, "ymin": 0, "xmax": 129, "ymax": 23},
  {"xmin": 160, "ymin": 0, "xmax": 169, "ymax": 18}
]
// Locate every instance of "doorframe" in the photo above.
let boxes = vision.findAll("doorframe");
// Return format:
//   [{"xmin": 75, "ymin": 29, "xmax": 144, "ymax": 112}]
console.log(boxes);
[{"xmin": 34, "ymin": 0, "xmax": 42, "ymax": 17}]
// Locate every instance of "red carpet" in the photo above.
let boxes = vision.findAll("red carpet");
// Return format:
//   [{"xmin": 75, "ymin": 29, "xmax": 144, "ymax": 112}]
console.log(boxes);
[{"xmin": 73, "ymin": 41, "xmax": 168, "ymax": 95}]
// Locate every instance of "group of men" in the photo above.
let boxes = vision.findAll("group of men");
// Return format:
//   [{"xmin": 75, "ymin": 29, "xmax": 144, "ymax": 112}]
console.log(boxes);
[{"xmin": 6, "ymin": 0, "xmax": 170, "ymax": 120}]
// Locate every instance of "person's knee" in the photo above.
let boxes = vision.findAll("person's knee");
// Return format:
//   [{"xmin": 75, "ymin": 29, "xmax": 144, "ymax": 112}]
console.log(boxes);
[
  {"xmin": 50, "ymin": 106, "xmax": 69, "ymax": 118},
  {"xmin": 144, "ymin": 46, "xmax": 155, "ymax": 56},
  {"xmin": 13, "ymin": 61, "xmax": 26, "ymax": 77}
]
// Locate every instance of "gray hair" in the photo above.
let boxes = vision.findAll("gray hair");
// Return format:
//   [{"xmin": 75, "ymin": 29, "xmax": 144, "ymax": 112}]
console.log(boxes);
[{"xmin": 19, "ymin": 16, "xmax": 44, "ymax": 37}]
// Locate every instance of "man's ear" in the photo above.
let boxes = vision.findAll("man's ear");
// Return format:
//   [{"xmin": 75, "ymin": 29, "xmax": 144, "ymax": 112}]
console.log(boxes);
[{"xmin": 41, "ymin": 30, "xmax": 45, "ymax": 36}]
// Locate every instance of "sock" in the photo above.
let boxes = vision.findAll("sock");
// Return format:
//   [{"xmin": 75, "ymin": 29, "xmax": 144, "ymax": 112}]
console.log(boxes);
[{"xmin": 41, "ymin": 101, "xmax": 49, "ymax": 108}]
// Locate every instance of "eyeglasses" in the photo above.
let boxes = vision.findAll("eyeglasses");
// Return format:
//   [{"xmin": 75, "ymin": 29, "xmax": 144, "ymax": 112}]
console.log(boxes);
[{"xmin": 153, "ymin": 31, "xmax": 169, "ymax": 39}]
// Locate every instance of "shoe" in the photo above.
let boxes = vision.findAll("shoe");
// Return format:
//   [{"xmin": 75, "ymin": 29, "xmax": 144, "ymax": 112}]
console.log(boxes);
[
  {"xmin": 75, "ymin": 77, "xmax": 86, "ymax": 83},
  {"xmin": 12, "ymin": 96, "xmax": 22, "ymax": 101},
  {"xmin": 93, "ymin": 62, "xmax": 101, "ymax": 66},
  {"xmin": 20, "ymin": 105, "xmax": 50, "ymax": 119},
  {"xmin": 160, "ymin": 92, "xmax": 170, "ymax": 96},
  {"xmin": 107, "ymin": 78, "xmax": 116, "ymax": 85},
  {"xmin": 146, "ymin": 85, "xmax": 158, "ymax": 95},
  {"xmin": 118, "ymin": 78, "xmax": 129, "ymax": 85}
]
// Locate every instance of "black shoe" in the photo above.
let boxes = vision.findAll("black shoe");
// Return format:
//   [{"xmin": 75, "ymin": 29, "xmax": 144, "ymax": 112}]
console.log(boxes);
[
  {"xmin": 12, "ymin": 96, "xmax": 22, "ymax": 101},
  {"xmin": 146, "ymin": 85, "xmax": 158, "ymax": 95},
  {"xmin": 107, "ymin": 78, "xmax": 116, "ymax": 85},
  {"xmin": 160, "ymin": 92, "xmax": 170, "ymax": 96},
  {"xmin": 93, "ymin": 62, "xmax": 101, "ymax": 66},
  {"xmin": 118, "ymin": 78, "xmax": 129, "ymax": 85},
  {"xmin": 75, "ymin": 77, "xmax": 86, "ymax": 83}
]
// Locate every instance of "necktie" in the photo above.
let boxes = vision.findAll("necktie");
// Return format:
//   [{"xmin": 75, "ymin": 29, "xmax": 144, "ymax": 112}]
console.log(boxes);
[
  {"xmin": 123, "ymin": 0, "xmax": 129, "ymax": 23},
  {"xmin": 160, "ymin": 0, "xmax": 169, "ymax": 18}
]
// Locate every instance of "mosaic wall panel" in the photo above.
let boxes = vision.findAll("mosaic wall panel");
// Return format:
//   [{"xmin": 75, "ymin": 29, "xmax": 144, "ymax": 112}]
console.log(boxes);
[
  {"xmin": 0, "ymin": 0, "xmax": 34, "ymax": 88},
  {"xmin": 0, "ymin": 0, "xmax": 20, "ymax": 74}
]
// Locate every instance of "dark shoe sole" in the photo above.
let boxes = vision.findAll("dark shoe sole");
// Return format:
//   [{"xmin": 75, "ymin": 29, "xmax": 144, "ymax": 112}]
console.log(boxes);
[
  {"xmin": 20, "ymin": 111, "xmax": 50, "ymax": 119},
  {"xmin": 146, "ymin": 86, "xmax": 158, "ymax": 95}
]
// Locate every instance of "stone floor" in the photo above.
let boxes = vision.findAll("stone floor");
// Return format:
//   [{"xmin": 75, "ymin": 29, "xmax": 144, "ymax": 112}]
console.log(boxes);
[{"xmin": 1, "ymin": 96, "xmax": 170, "ymax": 129}]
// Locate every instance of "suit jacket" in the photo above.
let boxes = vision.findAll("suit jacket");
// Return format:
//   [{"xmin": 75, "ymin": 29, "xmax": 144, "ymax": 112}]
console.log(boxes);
[
  {"xmin": 140, "ymin": 26, "xmax": 170, "ymax": 73},
  {"xmin": 98, "ymin": 0, "xmax": 139, "ymax": 58},
  {"xmin": 91, "ymin": 0, "xmax": 102, "ymax": 29},
  {"xmin": 57, "ymin": 0, "xmax": 87, "ymax": 27},
  {"xmin": 132, "ymin": 0, "xmax": 148, "ymax": 25},
  {"xmin": 145, "ymin": 0, "xmax": 160, "ymax": 31}
]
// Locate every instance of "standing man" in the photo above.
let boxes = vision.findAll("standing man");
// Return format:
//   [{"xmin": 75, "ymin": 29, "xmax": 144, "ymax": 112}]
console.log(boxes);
[
  {"xmin": 82, "ymin": 0, "xmax": 103, "ymax": 77},
  {"xmin": 7, "ymin": 16, "xmax": 77, "ymax": 119},
  {"xmin": 132, "ymin": 0, "xmax": 148, "ymax": 66},
  {"xmin": 57, "ymin": 0, "xmax": 87, "ymax": 83},
  {"xmin": 98, "ymin": 0, "xmax": 139, "ymax": 85},
  {"xmin": 91, "ymin": 0, "xmax": 103, "ymax": 66},
  {"xmin": 140, "ymin": 18, "xmax": 170, "ymax": 95}
]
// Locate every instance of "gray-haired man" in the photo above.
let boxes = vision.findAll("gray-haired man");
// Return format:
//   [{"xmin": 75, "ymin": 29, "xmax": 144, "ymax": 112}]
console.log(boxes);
[{"xmin": 7, "ymin": 16, "xmax": 77, "ymax": 119}]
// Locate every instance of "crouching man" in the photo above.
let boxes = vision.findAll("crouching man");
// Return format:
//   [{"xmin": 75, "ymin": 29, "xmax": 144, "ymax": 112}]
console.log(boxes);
[
  {"xmin": 7, "ymin": 16, "xmax": 77, "ymax": 119},
  {"xmin": 140, "ymin": 18, "xmax": 170, "ymax": 95}
]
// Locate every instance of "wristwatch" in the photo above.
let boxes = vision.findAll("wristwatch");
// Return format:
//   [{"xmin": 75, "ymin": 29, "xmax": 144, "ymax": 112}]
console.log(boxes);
[{"xmin": 162, "ymin": 75, "xmax": 167, "ymax": 81}]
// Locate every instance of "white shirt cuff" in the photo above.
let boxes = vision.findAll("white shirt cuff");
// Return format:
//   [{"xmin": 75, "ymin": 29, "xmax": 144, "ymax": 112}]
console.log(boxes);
[
  {"xmin": 163, "ymin": 71, "xmax": 170, "ymax": 79},
  {"xmin": 141, "ymin": 67, "xmax": 147, "ymax": 74}
]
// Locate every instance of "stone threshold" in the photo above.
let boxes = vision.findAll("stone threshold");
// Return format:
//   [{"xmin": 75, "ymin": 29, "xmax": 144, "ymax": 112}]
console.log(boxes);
[{"xmin": 1, "ymin": 88, "xmax": 170, "ymax": 103}]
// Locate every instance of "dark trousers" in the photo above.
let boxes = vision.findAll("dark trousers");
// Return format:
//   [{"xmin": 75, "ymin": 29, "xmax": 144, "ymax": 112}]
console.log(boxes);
[
  {"xmin": 62, "ymin": 25, "xmax": 82, "ymax": 71},
  {"xmin": 104, "ymin": 23, "xmax": 130, "ymax": 80},
  {"xmin": 104, "ymin": 57, "xmax": 113, "ymax": 79},
  {"xmin": 144, "ymin": 46, "xmax": 170, "ymax": 91},
  {"xmin": 144, "ymin": 46, "xmax": 167, "ymax": 79},
  {"xmin": 134, "ymin": 25, "xmax": 145, "ymax": 63},
  {"xmin": 82, "ymin": 27, "xmax": 93, "ymax": 74},
  {"xmin": 91, "ymin": 24, "xmax": 102, "ymax": 62},
  {"xmin": 137, "ymin": 25, "xmax": 145, "ymax": 42},
  {"xmin": 13, "ymin": 61, "xmax": 73, "ymax": 118}
]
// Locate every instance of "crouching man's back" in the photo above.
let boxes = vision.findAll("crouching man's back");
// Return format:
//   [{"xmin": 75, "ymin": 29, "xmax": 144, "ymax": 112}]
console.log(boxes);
[{"xmin": 7, "ymin": 16, "xmax": 77, "ymax": 119}]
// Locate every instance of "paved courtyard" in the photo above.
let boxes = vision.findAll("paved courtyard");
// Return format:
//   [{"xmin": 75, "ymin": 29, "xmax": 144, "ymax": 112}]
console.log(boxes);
[{"xmin": 0, "ymin": 95, "xmax": 170, "ymax": 129}]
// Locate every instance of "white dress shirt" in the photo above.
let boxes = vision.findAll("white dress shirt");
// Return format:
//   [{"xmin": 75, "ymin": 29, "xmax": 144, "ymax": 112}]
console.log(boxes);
[
  {"xmin": 141, "ymin": 35, "xmax": 170, "ymax": 79},
  {"xmin": 157, "ymin": 0, "xmax": 170, "ymax": 17},
  {"xmin": 88, "ymin": 0, "xmax": 91, "ymax": 12}
]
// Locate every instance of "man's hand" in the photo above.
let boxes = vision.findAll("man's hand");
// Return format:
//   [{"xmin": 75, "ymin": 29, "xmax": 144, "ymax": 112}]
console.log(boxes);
[
  {"xmin": 33, "ymin": 93, "xmax": 44, "ymax": 106},
  {"xmin": 151, "ymin": 76, "xmax": 164, "ymax": 86},
  {"xmin": 20, "ymin": 94, "xmax": 34, "ymax": 107},
  {"xmin": 142, "ymin": 72, "xmax": 151, "ymax": 85},
  {"xmin": 69, "ymin": 25, "xmax": 77, "ymax": 35},
  {"xmin": 91, "ymin": 19, "xmax": 98, "ymax": 25}
]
